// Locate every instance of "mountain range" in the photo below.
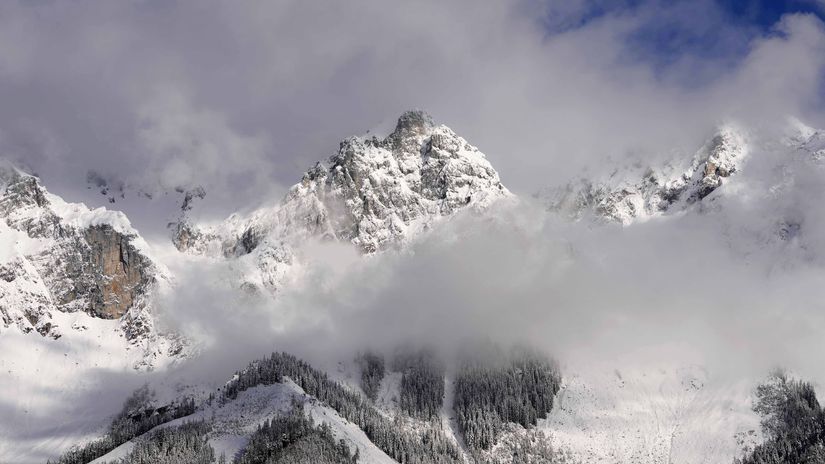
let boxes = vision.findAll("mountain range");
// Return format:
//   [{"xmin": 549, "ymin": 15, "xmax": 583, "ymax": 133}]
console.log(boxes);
[{"xmin": 2, "ymin": 111, "xmax": 825, "ymax": 463}]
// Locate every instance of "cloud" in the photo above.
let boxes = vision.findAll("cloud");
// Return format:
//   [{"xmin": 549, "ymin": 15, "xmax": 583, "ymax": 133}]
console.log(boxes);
[
  {"xmin": 0, "ymin": 0, "xmax": 821, "ymax": 228},
  {"xmin": 4, "ymin": 5, "xmax": 825, "ymax": 456},
  {"xmin": 157, "ymin": 175, "xmax": 825, "ymax": 390},
  {"xmin": 0, "ymin": 0, "xmax": 815, "ymax": 373},
  {"xmin": 135, "ymin": 88, "xmax": 273, "ymax": 200},
  {"xmin": 0, "ymin": 0, "xmax": 822, "ymax": 381}
]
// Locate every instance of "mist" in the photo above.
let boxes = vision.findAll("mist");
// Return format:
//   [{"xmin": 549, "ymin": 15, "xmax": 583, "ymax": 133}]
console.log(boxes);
[{"xmin": 157, "ymin": 165, "xmax": 825, "ymax": 394}]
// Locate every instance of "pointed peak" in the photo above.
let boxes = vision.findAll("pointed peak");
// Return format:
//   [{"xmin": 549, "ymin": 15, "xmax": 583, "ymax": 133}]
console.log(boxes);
[{"xmin": 391, "ymin": 110, "xmax": 434, "ymax": 138}]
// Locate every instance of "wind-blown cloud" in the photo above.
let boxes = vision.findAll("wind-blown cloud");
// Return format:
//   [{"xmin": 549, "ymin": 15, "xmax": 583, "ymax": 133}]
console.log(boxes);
[{"xmin": 0, "ymin": 0, "xmax": 822, "ymax": 231}]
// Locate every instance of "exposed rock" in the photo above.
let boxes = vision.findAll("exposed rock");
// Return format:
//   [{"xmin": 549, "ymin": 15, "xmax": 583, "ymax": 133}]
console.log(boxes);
[
  {"xmin": 83, "ymin": 225, "xmax": 152, "ymax": 319},
  {"xmin": 0, "ymin": 163, "xmax": 159, "ymax": 336},
  {"xmin": 0, "ymin": 255, "xmax": 61, "ymax": 339},
  {"xmin": 541, "ymin": 125, "xmax": 748, "ymax": 224},
  {"xmin": 174, "ymin": 110, "xmax": 511, "ymax": 294}
]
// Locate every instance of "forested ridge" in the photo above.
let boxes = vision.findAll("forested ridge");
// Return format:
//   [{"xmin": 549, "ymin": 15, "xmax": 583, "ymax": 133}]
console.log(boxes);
[
  {"xmin": 224, "ymin": 351, "xmax": 463, "ymax": 464},
  {"xmin": 50, "ymin": 345, "xmax": 565, "ymax": 464},
  {"xmin": 454, "ymin": 345, "xmax": 562, "ymax": 452},
  {"xmin": 48, "ymin": 386, "xmax": 196, "ymax": 464},
  {"xmin": 235, "ymin": 402, "xmax": 358, "ymax": 464}
]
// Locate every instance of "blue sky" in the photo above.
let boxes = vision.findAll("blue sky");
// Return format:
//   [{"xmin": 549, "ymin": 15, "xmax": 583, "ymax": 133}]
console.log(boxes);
[{"xmin": 541, "ymin": 0, "xmax": 825, "ymax": 72}]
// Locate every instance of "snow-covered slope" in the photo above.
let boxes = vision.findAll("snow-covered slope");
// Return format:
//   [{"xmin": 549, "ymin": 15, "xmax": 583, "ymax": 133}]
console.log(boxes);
[
  {"xmin": 172, "ymin": 110, "xmax": 511, "ymax": 296},
  {"xmin": 0, "ymin": 162, "xmax": 187, "ymax": 461},
  {"xmin": 0, "ymin": 161, "xmax": 171, "ymax": 344},
  {"xmin": 543, "ymin": 364, "xmax": 762, "ymax": 464},
  {"xmin": 91, "ymin": 379, "xmax": 396, "ymax": 464},
  {"xmin": 542, "ymin": 124, "xmax": 748, "ymax": 225}
]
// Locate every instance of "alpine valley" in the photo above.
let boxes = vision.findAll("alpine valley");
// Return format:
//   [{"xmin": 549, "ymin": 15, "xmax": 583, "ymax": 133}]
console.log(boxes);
[{"xmin": 3, "ymin": 111, "xmax": 825, "ymax": 464}]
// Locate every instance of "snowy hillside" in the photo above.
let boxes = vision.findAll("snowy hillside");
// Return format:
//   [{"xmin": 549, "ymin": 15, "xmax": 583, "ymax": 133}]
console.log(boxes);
[
  {"xmin": 91, "ymin": 380, "xmax": 396, "ymax": 464},
  {"xmin": 542, "ymin": 364, "xmax": 762, "ymax": 464},
  {"xmin": 0, "ymin": 162, "xmax": 185, "ymax": 462},
  {"xmin": 541, "ymin": 124, "xmax": 748, "ymax": 225},
  {"xmin": 0, "ymin": 160, "xmax": 175, "ymax": 345}
]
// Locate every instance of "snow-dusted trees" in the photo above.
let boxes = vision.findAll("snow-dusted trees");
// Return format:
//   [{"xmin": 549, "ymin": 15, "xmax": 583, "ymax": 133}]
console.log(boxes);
[
  {"xmin": 120, "ymin": 421, "xmax": 214, "ymax": 464},
  {"xmin": 224, "ymin": 352, "xmax": 462, "ymax": 464},
  {"xmin": 357, "ymin": 351, "xmax": 385, "ymax": 401},
  {"xmin": 235, "ymin": 402, "xmax": 356, "ymax": 464},
  {"xmin": 736, "ymin": 374, "xmax": 825, "ymax": 464},
  {"xmin": 453, "ymin": 345, "xmax": 561, "ymax": 452},
  {"xmin": 393, "ymin": 348, "xmax": 445, "ymax": 420},
  {"xmin": 49, "ymin": 385, "xmax": 196, "ymax": 464}
]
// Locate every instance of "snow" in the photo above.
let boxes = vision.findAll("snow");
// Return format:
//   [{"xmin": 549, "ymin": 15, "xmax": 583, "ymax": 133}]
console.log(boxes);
[
  {"xmin": 90, "ymin": 378, "xmax": 396, "ymax": 464},
  {"xmin": 173, "ymin": 111, "xmax": 512, "ymax": 300},
  {"xmin": 0, "ymin": 310, "xmax": 180, "ymax": 463},
  {"xmin": 543, "ymin": 364, "xmax": 762, "ymax": 464},
  {"xmin": 4, "ymin": 113, "xmax": 825, "ymax": 464}
]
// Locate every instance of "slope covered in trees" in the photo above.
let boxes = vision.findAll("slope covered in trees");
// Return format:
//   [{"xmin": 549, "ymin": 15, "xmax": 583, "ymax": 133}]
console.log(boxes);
[
  {"xmin": 736, "ymin": 373, "xmax": 825, "ymax": 464},
  {"xmin": 235, "ymin": 402, "xmax": 357, "ymax": 464},
  {"xmin": 357, "ymin": 351, "xmax": 385, "ymax": 401},
  {"xmin": 393, "ymin": 348, "xmax": 445, "ymax": 420},
  {"xmin": 49, "ymin": 386, "xmax": 196, "ymax": 464},
  {"xmin": 454, "ymin": 345, "xmax": 561, "ymax": 452},
  {"xmin": 118, "ymin": 421, "xmax": 216, "ymax": 464},
  {"xmin": 224, "ymin": 352, "xmax": 462, "ymax": 464}
]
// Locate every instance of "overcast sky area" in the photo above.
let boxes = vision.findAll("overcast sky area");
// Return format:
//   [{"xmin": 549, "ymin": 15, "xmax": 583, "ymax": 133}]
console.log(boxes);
[{"xmin": 1, "ymin": 0, "xmax": 825, "ymax": 235}]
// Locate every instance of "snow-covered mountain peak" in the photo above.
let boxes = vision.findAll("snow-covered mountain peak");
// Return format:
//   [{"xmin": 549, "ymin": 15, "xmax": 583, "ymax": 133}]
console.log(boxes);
[
  {"xmin": 541, "ymin": 123, "xmax": 750, "ymax": 224},
  {"xmin": 0, "ymin": 161, "xmax": 178, "ymax": 356},
  {"xmin": 173, "ymin": 110, "xmax": 511, "ymax": 294},
  {"xmin": 390, "ymin": 109, "xmax": 434, "ymax": 138}
]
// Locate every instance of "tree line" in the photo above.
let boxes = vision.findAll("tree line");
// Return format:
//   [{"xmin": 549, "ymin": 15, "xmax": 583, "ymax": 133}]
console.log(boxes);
[
  {"xmin": 235, "ymin": 401, "xmax": 358, "ymax": 464},
  {"xmin": 224, "ymin": 351, "xmax": 463, "ymax": 464},
  {"xmin": 49, "ymin": 385, "xmax": 196, "ymax": 464},
  {"xmin": 453, "ymin": 345, "xmax": 561, "ymax": 452},
  {"xmin": 736, "ymin": 373, "xmax": 825, "ymax": 464}
]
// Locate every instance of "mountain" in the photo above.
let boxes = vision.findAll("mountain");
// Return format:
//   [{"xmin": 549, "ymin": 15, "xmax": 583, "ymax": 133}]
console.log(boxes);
[
  {"xmin": 0, "ymin": 161, "xmax": 181, "ymax": 352},
  {"xmin": 541, "ymin": 124, "xmax": 748, "ymax": 225},
  {"xmin": 7, "ymin": 112, "xmax": 825, "ymax": 464},
  {"xmin": 171, "ymin": 110, "xmax": 511, "ymax": 295}
]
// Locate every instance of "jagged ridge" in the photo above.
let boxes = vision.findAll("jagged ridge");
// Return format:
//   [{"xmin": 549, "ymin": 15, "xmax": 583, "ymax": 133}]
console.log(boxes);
[
  {"xmin": 173, "ymin": 110, "xmax": 512, "ymax": 294},
  {"xmin": 542, "ymin": 125, "xmax": 748, "ymax": 224},
  {"xmin": 0, "ymin": 162, "xmax": 161, "ymax": 340}
]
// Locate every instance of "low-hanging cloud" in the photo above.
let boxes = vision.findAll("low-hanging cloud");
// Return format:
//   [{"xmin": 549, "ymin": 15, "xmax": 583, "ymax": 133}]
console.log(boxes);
[{"xmin": 158, "ymin": 174, "xmax": 825, "ymax": 392}]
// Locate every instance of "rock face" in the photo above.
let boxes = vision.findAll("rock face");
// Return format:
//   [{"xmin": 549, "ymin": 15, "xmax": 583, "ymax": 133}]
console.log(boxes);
[
  {"xmin": 82, "ymin": 225, "xmax": 151, "ymax": 319},
  {"xmin": 543, "ymin": 125, "xmax": 748, "ymax": 224},
  {"xmin": 174, "ymin": 110, "xmax": 511, "ymax": 294},
  {"xmin": 0, "ymin": 162, "xmax": 157, "ymax": 337}
]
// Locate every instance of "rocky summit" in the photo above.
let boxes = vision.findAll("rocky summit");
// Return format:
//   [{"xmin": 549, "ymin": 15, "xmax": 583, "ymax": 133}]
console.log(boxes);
[
  {"xmin": 173, "ymin": 110, "xmax": 511, "ymax": 294},
  {"xmin": 0, "ymin": 162, "xmax": 159, "ymax": 339},
  {"xmin": 542, "ymin": 124, "xmax": 748, "ymax": 224}
]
